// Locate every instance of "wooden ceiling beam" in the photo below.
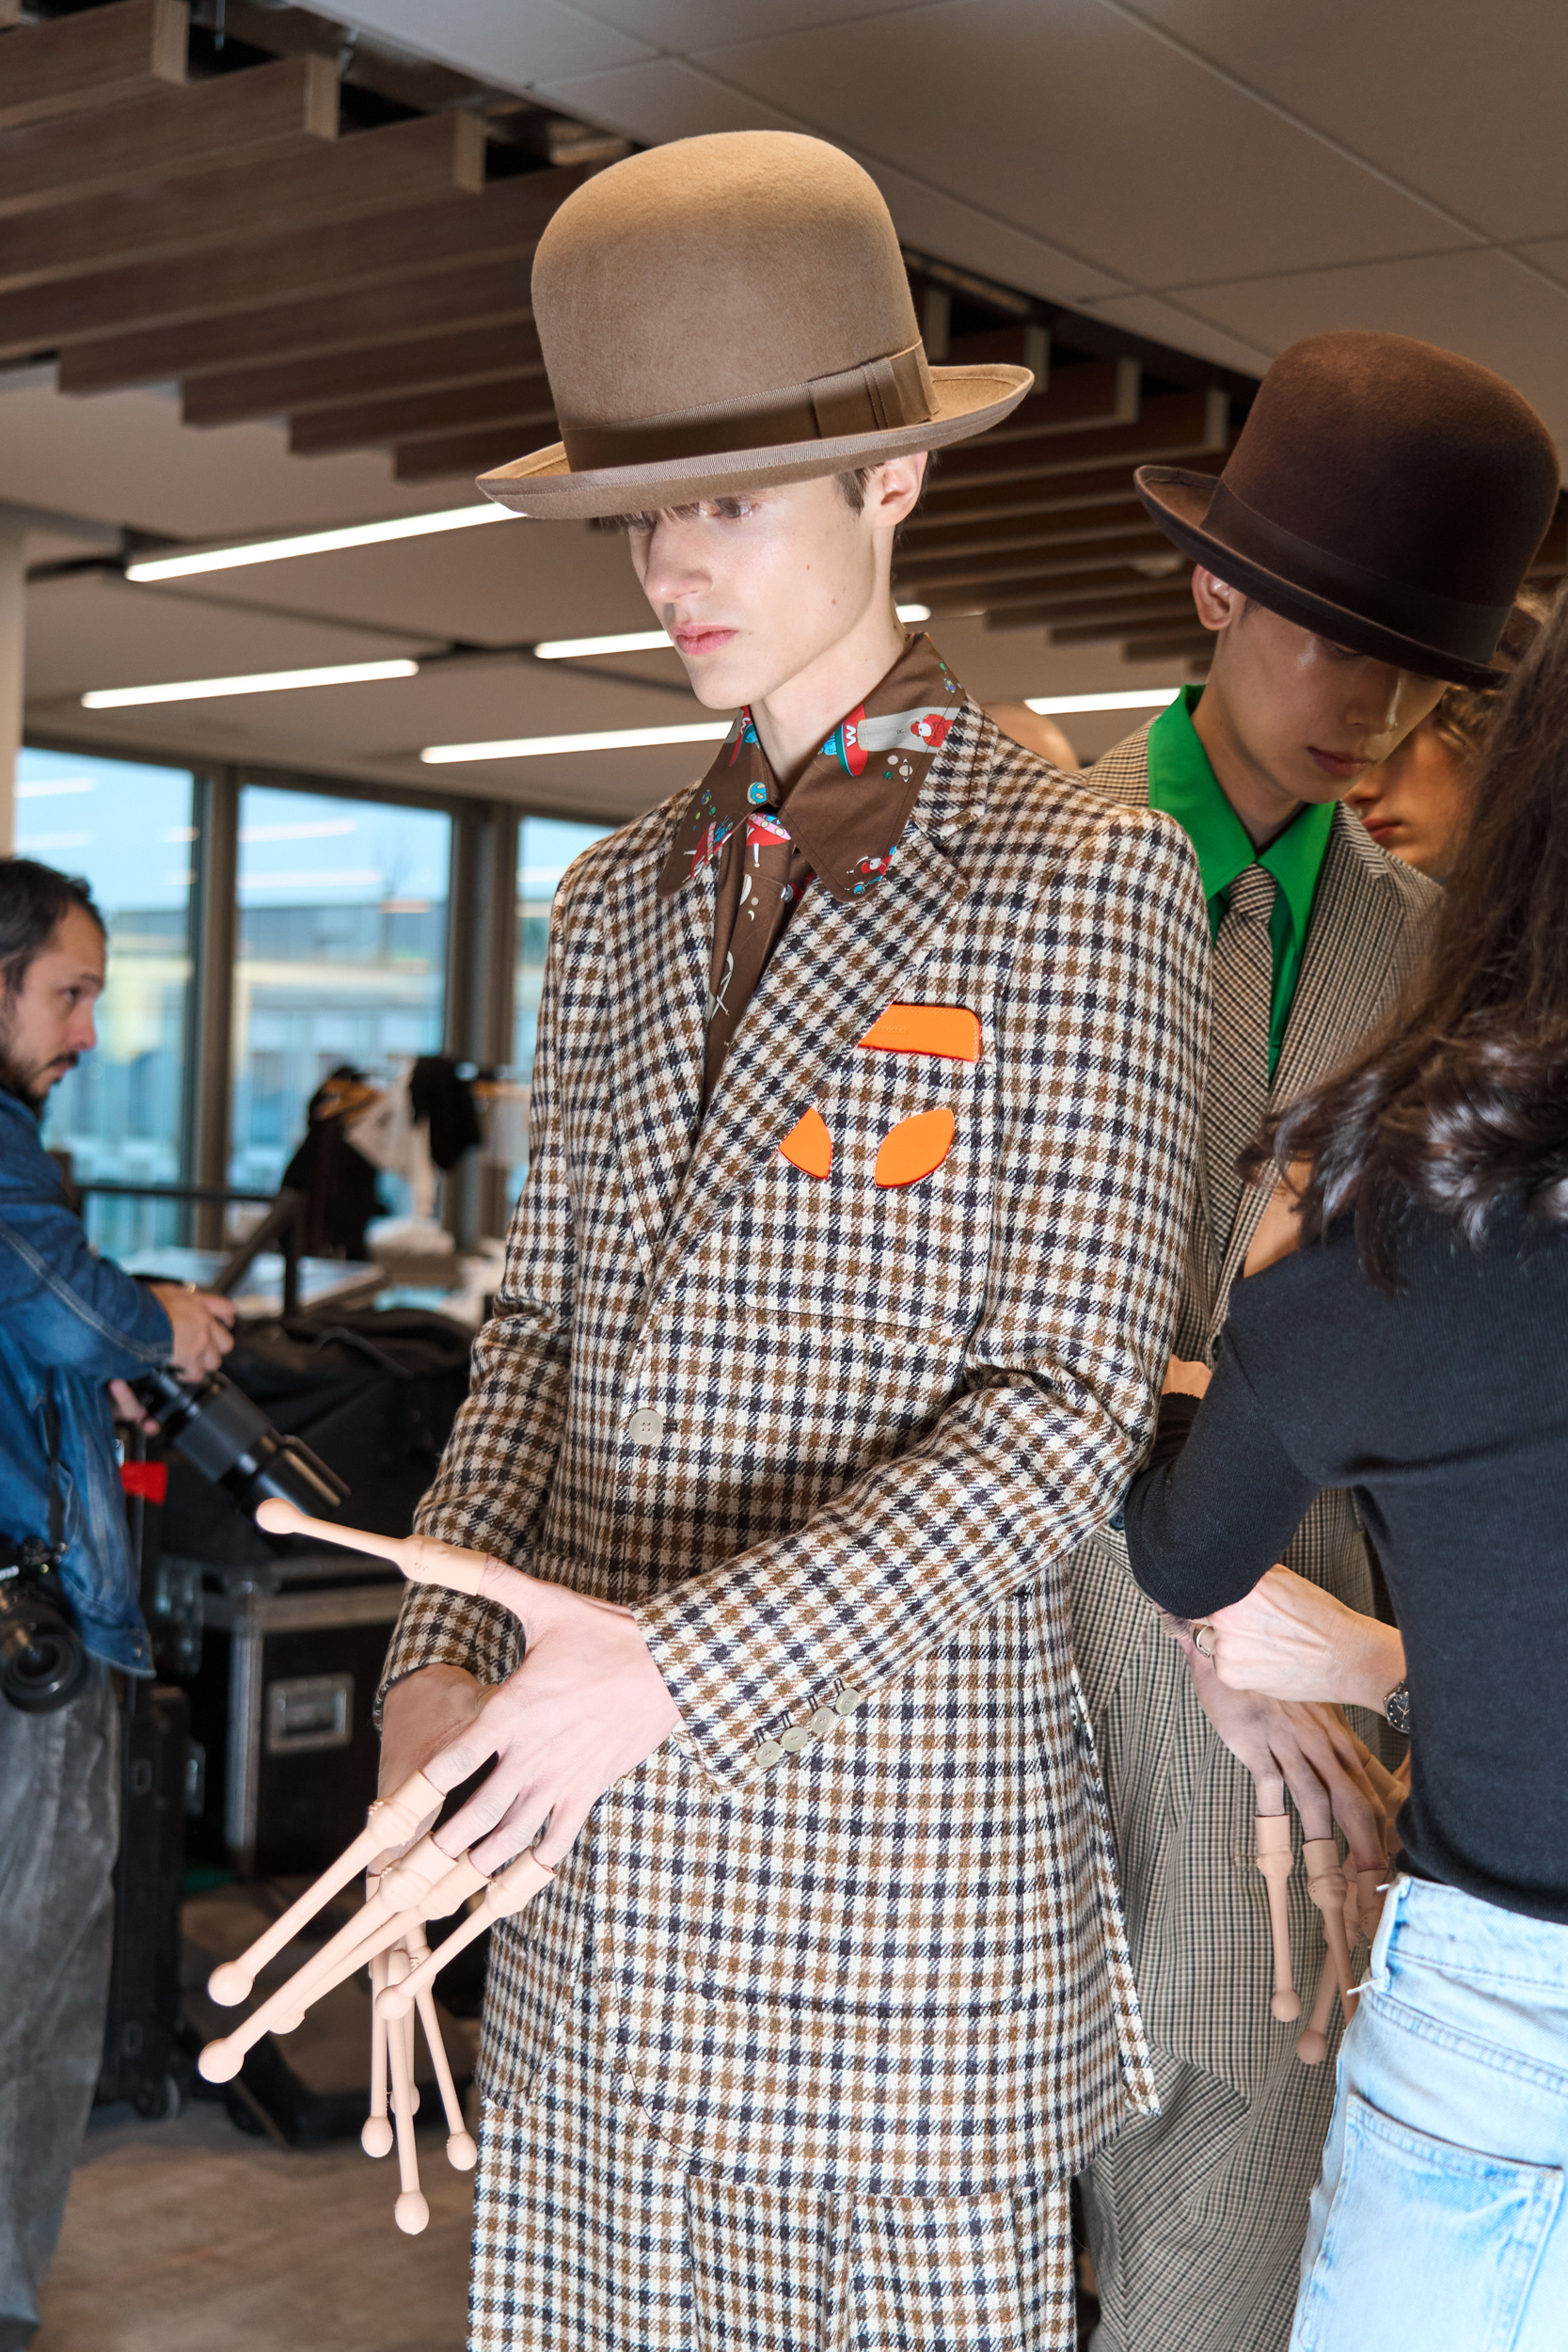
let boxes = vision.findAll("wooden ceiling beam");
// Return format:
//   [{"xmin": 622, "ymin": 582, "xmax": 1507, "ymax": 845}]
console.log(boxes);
[
  {"xmin": 59, "ymin": 258, "xmax": 531, "ymax": 393},
  {"xmin": 1122, "ymin": 635, "xmax": 1213, "ymax": 665},
  {"xmin": 971, "ymin": 579, "xmax": 1196, "ymax": 626},
  {"xmin": 182, "ymin": 319, "xmax": 545, "ymax": 426},
  {"xmin": 0, "ymin": 0, "xmax": 187, "ymax": 135},
  {"xmin": 932, "ymin": 388, "xmax": 1229, "ymax": 489},
  {"xmin": 894, "ymin": 499, "xmax": 1152, "ymax": 564},
  {"xmin": 290, "ymin": 373, "xmax": 554, "ymax": 454},
  {"xmin": 964, "ymin": 358, "xmax": 1140, "ymax": 449},
  {"xmin": 394, "ymin": 425, "xmax": 556, "ymax": 483},
  {"xmin": 897, "ymin": 532, "xmax": 1178, "ymax": 593},
  {"xmin": 0, "ymin": 53, "xmax": 339, "ymax": 220},
  {"xmin": 1049, "ymin": 605, "xmax": 1207, "ymax": 647},
  {"xmin": 3, "ymin": 110, "xmax": 486, "ymax": 296},
  {"xmin": 915, "ymin": 448, "xmax": 1228, "ymax": 527},
  {"xmin": 0, "ymin": 167, "xmax": 565, "ymax": 360}
]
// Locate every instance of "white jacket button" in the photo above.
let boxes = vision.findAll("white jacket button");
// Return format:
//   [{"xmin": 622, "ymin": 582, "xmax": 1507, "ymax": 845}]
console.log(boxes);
[
  {"xmin": 779, "ymin": 1724, "xmax": 811, "ymax": 1753},
  {"xmin": 626, "ymin": 1408, "xmax": 665, "ymax": 1446},
  {"xmin": 833, "ymin": 1689, "xmax": 863, "ymax": 1716},
  {"xmin": 753, "ymin": 1739, "xmax": 784, "ymax": 1769},
  {"xmin": 809, "ymin": 1707, "xmax": 838, "ymax": 1735}
]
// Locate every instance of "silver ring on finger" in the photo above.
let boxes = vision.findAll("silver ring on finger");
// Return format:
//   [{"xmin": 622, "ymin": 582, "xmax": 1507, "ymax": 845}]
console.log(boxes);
[{"xmin": 1193, "ymin": 1622, "xmax": 1216, "ymax": 1660}]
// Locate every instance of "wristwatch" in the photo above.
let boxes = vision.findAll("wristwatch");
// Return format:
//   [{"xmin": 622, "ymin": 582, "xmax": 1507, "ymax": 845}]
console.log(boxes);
[{"xmin": 1383, "ymin": 1679, "xmax": 1411, "ymax": 1737}]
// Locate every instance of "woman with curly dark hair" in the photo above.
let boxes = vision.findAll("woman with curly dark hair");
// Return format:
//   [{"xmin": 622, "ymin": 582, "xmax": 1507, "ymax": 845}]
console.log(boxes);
[{"xmin": 1120, "ymin": 586, "xmax": 1568, "ymax": 2351}]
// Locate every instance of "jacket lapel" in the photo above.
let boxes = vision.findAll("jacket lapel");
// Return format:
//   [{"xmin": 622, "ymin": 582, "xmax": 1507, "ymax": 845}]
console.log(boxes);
[
  {"xmin": 600, "ymin": 813, "xmax": 713, "ymax": 1281},
  {"xmin": 1211, "ymin": 805, "xmax": 1399, "ymax": 1312},
  {"xmin": 641, "ymin": 727, "xmax": 985, "ymax": 1317}
]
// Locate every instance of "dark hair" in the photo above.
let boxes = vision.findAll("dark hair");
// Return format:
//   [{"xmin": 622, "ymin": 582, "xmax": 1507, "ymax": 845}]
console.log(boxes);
[
  {"xmin": 1250, "ymin": 586, "xmax": 1568, "ymax": 1285},
  {"xmin": 0, "ymin": 859, "xmax": 103, "ymax": 998}
]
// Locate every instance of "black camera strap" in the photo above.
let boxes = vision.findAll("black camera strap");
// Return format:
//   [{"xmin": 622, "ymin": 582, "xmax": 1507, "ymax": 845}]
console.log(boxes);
[{"xmin": 40, "ymin": 1371, "xmax": 65, "ymax": 1565}]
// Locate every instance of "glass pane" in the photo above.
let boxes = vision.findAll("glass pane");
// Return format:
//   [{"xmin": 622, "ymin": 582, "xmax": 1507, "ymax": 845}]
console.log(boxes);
[
  {"xmin": 22, "ymin": 747, "xmax": 196, "ymax": 1259},
  {"xmin": 510, "ymin": 818, "xmax": 610, "ymax": 1192},
  {"xmin": 230, "ymin": 787, "xmax": 451, "ymax": 1209}
]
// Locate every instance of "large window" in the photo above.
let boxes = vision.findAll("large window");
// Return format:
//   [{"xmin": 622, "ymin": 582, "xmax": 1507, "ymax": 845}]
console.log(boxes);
[
  {"xmin": 230, "ymin": 786, "xmax": 451, "ymax": 1197},
  {"xmin": 508, "ymin": 818, "xmax": 610, "ymax": 1196},
  {"xmin": 20, "ymin": 748, "xmax": 196, "ymax": 1256}
]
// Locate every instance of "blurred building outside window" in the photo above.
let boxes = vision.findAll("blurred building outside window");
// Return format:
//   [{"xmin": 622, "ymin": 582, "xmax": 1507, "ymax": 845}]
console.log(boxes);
[
  {"xmin": 230, "ymin": 785, "xmax": 451, "ymax": 1223},
  {"xmin": 20, "ymin": 747, "xmax": 196, "ymax": 1259}
]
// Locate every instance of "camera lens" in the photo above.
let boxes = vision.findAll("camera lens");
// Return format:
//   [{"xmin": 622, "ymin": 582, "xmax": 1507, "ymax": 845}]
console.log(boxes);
[{"xmin": 0, "ymin": 1583, "xmax": 88, "ymax": 1714}]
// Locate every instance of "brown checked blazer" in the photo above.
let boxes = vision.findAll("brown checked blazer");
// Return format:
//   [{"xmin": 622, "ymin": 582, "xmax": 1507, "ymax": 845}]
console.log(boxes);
[
  {"xmin": 1070, "ymin": 722, "xmax": 1440, "ymax": 2101},
  {"xmin": 381, "ymin": 705, "xmax": 1211, "ymax": 2198}
]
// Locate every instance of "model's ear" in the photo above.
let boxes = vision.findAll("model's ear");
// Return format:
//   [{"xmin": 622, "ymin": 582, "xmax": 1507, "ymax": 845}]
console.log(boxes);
[
  {"xmin": 864, "ymin": 451, "xmax": 927, "ymax": 532},
  {"xmin": 1192, "ymin": 566, "xmax": 1243, "ymax": 633}
]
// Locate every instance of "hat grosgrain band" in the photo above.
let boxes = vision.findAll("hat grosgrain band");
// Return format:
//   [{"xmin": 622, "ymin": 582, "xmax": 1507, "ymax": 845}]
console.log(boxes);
[
  {"xmin": 482, "ymin": 349, "xmax": 1030, "ymax": 519},
  {"xmin": 1139, "ymin": 467, "xmax": 1515, "ymax": 687}
]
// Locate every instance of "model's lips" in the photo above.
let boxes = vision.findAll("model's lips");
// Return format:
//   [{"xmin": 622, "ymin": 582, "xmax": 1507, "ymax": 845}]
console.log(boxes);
[
  {"xmin": 671, "ymin": 625, "xmax": 737, "ymax": 658},
  {"xmin": 1358, "ymin": 816, "xmax": 1400, "ymax": 844},
  {"xmin": 1307, "ymin": 746, "xmax": 1369, "ymax": 778}
]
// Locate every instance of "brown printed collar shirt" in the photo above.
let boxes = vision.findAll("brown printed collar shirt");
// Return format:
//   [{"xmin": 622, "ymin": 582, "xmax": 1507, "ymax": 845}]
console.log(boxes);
[{"xmin": 657, "ymin": 632, "xmax": 966, "ymax": 1101}]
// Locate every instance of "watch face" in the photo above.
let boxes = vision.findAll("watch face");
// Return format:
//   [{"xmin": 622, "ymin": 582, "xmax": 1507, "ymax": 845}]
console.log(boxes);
[{"xmin": 1385, "ymin": 1681, "xmax": 1412, "ymax": 1738}]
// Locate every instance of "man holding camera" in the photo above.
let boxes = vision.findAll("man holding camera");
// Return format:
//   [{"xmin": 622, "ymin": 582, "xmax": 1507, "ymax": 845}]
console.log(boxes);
[{"xmin": 0, "ymin": 858, "xmax": 233, "ymax": 2350}]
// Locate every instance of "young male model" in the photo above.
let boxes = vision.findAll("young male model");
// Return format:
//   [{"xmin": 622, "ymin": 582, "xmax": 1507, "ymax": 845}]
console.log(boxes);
[
  {"xmin": 1068, "ymin": 331, "xmax": 1560, "ymax": 2352},
  {"xmin": 376, "ymin": 132, "xmax": 1211, "ymax": 2350}
]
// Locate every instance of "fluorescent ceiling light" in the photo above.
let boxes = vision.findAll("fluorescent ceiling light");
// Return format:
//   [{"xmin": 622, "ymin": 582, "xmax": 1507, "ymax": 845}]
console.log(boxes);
[
  {"xmin": 533, "ymin": 604, "xmax": 929, "ymax": 661},
  {"xmin": 82, "ymin": 659, "xmax": 420, "ymax": 708},
  {"xmin": 1026, "ymin": 688, "xmax": 1181, "ymax": 716},
  {"xmin": 124, "ymin": 504, "xmax": 509, "ymax": 584},
  {"xmin": 422, "ymin": 721, "xmax": 731, "ymax": 765}
]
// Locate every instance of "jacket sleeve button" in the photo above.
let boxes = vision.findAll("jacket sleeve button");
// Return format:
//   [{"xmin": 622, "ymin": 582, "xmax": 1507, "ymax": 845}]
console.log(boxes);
[
  {"xmin": 779, "ymin": 1724, "xmax": 811, "ymax": 1753},
  {"xmin": 753, "ymin": 1739, "xmax": 784, "ymax": 1768},
  {"xmin": 809, "ymin": 1706, "xmax": 838, "ymax": 1735},
  {"xmin": 833, "ymin": 1689, "xmax": 863, "ymax": 1716}
]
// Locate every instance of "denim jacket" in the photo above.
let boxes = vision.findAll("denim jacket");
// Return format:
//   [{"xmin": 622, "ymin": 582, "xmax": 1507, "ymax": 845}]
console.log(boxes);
[{"xmin": 0, "ymin": 1089, "xmax": 172, "ymax": 1673}]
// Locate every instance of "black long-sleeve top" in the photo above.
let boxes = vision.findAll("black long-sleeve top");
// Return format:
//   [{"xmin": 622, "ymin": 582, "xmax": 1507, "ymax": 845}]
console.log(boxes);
[{"xmin": 1124, "ymin": 1195, "xmax": 1568, "ymax": 1924}]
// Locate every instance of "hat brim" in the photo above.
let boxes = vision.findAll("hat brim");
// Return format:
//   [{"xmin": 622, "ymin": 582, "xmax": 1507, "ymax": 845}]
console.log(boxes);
[
  {"xmin": 477, "ymin": 365, "xmax": 1034, "ymax": 519},
  {"xmin": 1137, "ymin": 466, "xmax": 1501, "ymax": 687}
]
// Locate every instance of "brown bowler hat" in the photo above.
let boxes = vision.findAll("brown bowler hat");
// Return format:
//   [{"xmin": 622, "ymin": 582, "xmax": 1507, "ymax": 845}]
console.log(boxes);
[
  {"xmin": 477, "ymin": 132, "xmax": 1032, "ymax": 520},
  {"xmin": 1137, "ymin": 331, "xmax": 1560, "ymax": 686}
]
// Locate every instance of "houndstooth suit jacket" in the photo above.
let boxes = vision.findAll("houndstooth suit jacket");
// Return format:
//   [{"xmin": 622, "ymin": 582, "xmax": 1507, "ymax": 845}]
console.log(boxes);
[
  {"xmin": 1069, "ymin": 721, "xmax": 1440, "ymax": 2101},
  {"xmin": 381, "ymin": 703, "xmax": 1211, "ymax": 2198}
]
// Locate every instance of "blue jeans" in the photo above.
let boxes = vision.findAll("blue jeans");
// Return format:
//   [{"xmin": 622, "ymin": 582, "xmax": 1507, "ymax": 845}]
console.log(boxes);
[{"xmin": 1291, "ymin": 1874, "xmax": 1568, "ymax": 2351}]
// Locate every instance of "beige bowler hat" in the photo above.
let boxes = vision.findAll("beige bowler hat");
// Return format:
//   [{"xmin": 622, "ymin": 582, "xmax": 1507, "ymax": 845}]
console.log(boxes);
[{"xmin": 478, "ymin": 132, "xmax": 1033, "ymax": 519}]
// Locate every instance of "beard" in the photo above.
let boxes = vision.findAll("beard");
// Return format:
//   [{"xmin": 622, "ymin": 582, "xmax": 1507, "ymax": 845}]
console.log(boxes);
[{"xmin": 0, "ymin": 1007, "xmax": 74, "ymax": 1113}]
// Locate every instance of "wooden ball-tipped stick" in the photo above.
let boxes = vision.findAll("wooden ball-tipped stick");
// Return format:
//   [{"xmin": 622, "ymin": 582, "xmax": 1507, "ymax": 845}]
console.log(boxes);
[
  {"xmin": 383, "ymin": 1948, "xmax": 429, "ymax": 2236},
  {"xmin": 198, "ymin": 1849, "xmax": 485, "ymax": 2083},
  {"xmin": 1254, "ymin": 1813, "xmax": 1300, "ymax": 2022},
  {"xmin": 1355, "ymin": 1867, "xmax": 1386, "ymax": 1946},
  {"xmin": 206, "ymin": 1771, "xmax": 440, "ymax": 2007},
  {"xmin": 377, "ymin": 1849, "xmax": 555, "ymax": 2025},
  {"xmin": 254, "ymin": 1498, "xmax": 513, "ymax": 1603},
  {"xmin": 404, "ymin": 1924, "xmax": 478, "ymax": 2170},
  {"xmin": 1302, "ymin": 1837, "xmax": 1356, "ymax": 2010},
  {"xmin": 361, "ymin": 1939, "xmax": 394, "ymax": 2160},
  {"xmin": 1296, "ymin": 1949, "xmax": 1338, "ymax": 2065}
]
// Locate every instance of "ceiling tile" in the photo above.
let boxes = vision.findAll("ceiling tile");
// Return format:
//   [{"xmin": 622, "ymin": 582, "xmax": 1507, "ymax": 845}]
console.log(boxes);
[
  {"xmin": 533, "ymin": 56, "xmax": 1127, "ymax": 301},
  {"xmin": 330, "ymin": 0, "xmax": 655, "ymax": 93},
  {"xmin": 572, "ymin": 0, "xmax": 912, "ymax": 41},
  {"xmin": 1126, "ymin": 0, "xmax": 1568, "ymax": 244},
  {"xmin": 689, "ymin": 0, "xmax": 1474, "ymax": 288},
  {"xmin": 1177, "ymin": 247, "xmax": 1568, "ymax": 449},
  {"xmin": 1073, "ymin": 292, "xmax": 1275, "ymax": 373}
]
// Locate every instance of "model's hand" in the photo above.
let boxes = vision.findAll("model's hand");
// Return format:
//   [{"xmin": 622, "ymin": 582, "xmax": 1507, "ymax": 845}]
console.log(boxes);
[
  {"xmin": 419, "ymin": 1577, "xmax": 682, "ymax": 1875},
  {"xmin": 150, "ymin": 1283, "xmax": 236, "ymax": 1377},
  {"xmin": 1208, "ymin": 1565, "xmax": 1406, "ymax": 1713},
  {"xmin": 371, "ymin": 1663, "xmax": 487, "ymax": 1871},
  {"xmin": 1165, "ymin": 1617, "xmax": 1388, "ymax": 1870},
  {"xmin": 1242, "ymin": 1160, "xmax": 1312, "ymax": 1279},
  {"xmin": 1163, "ymin": 1357, "xmax": 1212, "ymax": 1398},
  {"xmin": 107, "ymin": 1378, "xmax": 159, "ymax": 1434}
]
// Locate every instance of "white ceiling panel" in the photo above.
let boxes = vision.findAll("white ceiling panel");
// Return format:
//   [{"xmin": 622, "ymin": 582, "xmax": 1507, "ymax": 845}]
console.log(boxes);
[
  {"xmin": 1073, "ymin": 290, "xmax": 1273, "ymax": 373},
  {"xmin": 1124, "ymin": 0, "xmax": 1568, "ymax": 246},
  {"xmin": 330, "ymin": 0, "xmax": 655, "ymax": 91},
  {"xmin": 573, "ymin": 0, "xmax": 920, "ymax": 43},
  {"xmin": 1179, "ymin": 248, "xmax": 1568, "ymax": 444},
  {"xmin": 689, "ymin": 0, "xmax": 1476, "ymax": 287}
]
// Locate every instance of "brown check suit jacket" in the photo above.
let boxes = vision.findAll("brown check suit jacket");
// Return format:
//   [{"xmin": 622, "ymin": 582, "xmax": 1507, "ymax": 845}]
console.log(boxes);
[
  {"xmin": 381, "ymin": 704, "xmax": 1211, "ymax": 2197},
  {"xmin": 1069, "ymin": 722, "xmax": 1440, "ymax": 2101}
]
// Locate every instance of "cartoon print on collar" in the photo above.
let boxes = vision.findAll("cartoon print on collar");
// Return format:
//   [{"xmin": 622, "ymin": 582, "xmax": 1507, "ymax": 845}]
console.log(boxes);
[{"xmin": 780, "ymin": 1002, "xmax": 982, "ymax": 1188}]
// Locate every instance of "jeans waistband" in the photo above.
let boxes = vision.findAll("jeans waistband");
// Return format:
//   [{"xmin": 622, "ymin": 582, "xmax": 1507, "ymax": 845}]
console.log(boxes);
[{"xmin": 1373, "ymin": 1874, "xmax": 1568, "ymax": 1994}]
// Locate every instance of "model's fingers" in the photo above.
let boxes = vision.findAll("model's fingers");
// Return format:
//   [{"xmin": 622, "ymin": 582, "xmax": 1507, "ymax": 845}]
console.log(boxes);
[
  {"xmin": 422, "ymin": 1702, "xmax": 508, "ymax": 1805},
  {"xmin": 470, "ymin": 1788, "xmax": 570, "ymax": 1879},
  {"xmin": 1252, "ymin": 1766, "xmax": 1287, "ymax": 1817},
  {"xmin": 1275, "ymin": 1747, "xmax": 1335, "ymax": 1842}
]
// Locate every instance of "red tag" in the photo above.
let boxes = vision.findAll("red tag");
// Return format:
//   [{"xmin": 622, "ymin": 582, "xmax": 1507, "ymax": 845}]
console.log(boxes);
[{"xmin": 120, "ymin": 1461, "xmax": 167, "ymax": 1502}]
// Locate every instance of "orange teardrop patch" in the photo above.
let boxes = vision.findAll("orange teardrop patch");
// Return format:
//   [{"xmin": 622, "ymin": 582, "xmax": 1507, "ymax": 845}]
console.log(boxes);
[
  {"xmin": 874, "ymin": 1107, "xmax": 957, "ymax": 1189},
  {"xmin": 779, "ymin": 1105, "xmax": 833, "ymax": 1179},
  {"xmin": 857, "ymin": 1004, "xmax": 982, "ymax": 1062}
]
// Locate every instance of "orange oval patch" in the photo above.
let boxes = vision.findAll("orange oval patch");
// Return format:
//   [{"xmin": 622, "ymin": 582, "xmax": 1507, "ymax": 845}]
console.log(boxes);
[
  {"xmin": 779, "ymin": 1105, "xmax": 833, "ymax": 1179},
  {"xmin": 857, "ymin": 1004, "xmax": 982, "ymax": 1062},
  {"xmin": 873, "ymin": 1107, "xmax": 957, "ymax": 1189}
]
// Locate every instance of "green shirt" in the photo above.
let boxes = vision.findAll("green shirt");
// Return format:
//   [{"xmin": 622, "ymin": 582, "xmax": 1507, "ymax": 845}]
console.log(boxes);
[{"xmin": 1146, "ymin": 686, "xmax": 1334, "ymax": 1078}]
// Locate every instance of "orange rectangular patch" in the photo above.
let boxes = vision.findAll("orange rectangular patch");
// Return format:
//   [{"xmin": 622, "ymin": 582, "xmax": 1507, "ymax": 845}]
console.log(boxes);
[{"xmin": 856, "ymin": 1003, "xmax": 982, "ymax": 1062}]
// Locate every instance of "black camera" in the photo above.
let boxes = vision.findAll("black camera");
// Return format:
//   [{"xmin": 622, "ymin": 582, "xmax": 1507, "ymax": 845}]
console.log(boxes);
[
  {"xmin": 0, "ymin": 1374, "xmax": 349, "ymax": 1715},
  {"xmin": 137, "ymin": 1368, "xmax": 348, "ymax": 1519},
  {"xmin": 0, "ymin": 1540, "xmax": 90, "ymax": 1715}
]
